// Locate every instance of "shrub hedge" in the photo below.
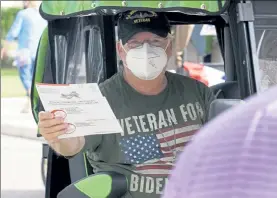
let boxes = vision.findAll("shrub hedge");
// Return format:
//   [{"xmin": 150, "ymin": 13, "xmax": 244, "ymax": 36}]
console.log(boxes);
[
  {"xmin": 1, "ymin": 7, "xmax": 22, "ymax": 40},
  {"xmin": 1, "ymin": 7, "xmax": 21, "ymax": 68}
]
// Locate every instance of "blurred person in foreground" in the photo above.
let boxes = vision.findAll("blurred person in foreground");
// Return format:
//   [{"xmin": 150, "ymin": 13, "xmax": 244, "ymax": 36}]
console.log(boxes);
[
  {"xmin": 163, "ymin": 85, "xmax": 277, "ymax": 198},
  {"xmin": 1, "ymin": 1, "xmax": 47, "ymax": 113}
]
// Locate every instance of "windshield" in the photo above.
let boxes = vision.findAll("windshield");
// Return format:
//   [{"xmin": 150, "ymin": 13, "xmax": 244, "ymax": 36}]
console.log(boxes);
[
  {"xmin": 253, "ymin": 1, "xmax": 277, "ymax": 91},
  {"xmin": 49, "ymin": 17, "xmax": 105, "ymax": 84}
]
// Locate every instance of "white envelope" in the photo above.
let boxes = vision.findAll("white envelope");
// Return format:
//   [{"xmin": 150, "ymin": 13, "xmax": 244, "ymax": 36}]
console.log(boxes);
[{"xmin": 36, "ymin": 83, "xmax": 123, "ymax": 139}]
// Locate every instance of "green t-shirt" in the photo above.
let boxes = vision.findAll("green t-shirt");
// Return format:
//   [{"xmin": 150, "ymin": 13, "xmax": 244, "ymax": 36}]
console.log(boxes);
[{"xmin": 82, "ymin": 71, "xmax": 215, "ymax": 198}]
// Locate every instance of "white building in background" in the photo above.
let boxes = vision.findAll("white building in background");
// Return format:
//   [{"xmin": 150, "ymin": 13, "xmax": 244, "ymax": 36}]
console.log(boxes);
[
  {"xmin": 1, "ymin": 1, "xmax": 42, "ymax": 8},
  {"xmin": 1, "ymin": 1, "xmax": 23, "ymax": 8}
]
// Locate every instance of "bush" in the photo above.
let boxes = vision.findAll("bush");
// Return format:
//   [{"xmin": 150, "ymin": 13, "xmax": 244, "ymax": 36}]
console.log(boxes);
[
  {"xmin": 1, "ymin": 7, "xmax": 21, "ymax": 40},
  {"xmin": 1, "ymin": 8, "xmax": 21, "ymax": 68}
]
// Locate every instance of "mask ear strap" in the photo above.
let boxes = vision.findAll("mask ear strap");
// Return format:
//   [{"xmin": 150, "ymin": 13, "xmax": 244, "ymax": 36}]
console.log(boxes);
[
  {"xmin": 120, "ymin": 40, "xmax": 128, "ymax": 53},
  {"xmin": 164, "ymin": 39, "xmax": 170, "ymax": 51},
  {"xmin": 120, "ymin": 40, "xmax": 128, "ymax": 68}
]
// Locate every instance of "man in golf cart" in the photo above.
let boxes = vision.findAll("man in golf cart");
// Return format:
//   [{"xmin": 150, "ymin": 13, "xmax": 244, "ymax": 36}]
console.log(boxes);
[{"xmin": 38, "ymin": 11, "xmax": 215, "ymax": 197}]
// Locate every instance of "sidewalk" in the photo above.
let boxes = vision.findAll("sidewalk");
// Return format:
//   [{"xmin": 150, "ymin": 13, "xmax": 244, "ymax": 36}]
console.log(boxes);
[{"xmin": 1, "ymin": 97, "xmax": 44, "ymax": 141}]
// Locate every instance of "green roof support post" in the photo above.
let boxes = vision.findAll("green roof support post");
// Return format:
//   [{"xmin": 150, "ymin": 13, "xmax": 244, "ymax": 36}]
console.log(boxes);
[{"xmin": 31, "ymin": 27, "xmax": 48, "ymax": 126}]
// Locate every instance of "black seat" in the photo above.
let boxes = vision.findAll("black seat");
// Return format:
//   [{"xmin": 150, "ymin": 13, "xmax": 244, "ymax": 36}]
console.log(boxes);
[
  {"xmin": 68, "ymin": 152, "xmax": 94, "ymax": 183},
  {"xmin": 208, "ymin": 99, "xmax": 243, "ymax": 121},
  {"xmin": 210, "ymin": 81, "xmax": 240, "ymax": 99}
]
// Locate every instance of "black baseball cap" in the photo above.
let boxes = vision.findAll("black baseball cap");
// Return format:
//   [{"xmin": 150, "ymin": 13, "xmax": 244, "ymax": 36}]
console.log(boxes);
[{"xmin": 118, "ymin": 10, "xmax": 171, "ymax": 45}]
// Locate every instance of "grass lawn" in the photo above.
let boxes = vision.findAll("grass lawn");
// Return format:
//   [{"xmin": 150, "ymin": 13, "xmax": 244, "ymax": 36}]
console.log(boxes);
[{"xmin": 1, "ymin": 67, "xmax": 26, "ymax": 97}]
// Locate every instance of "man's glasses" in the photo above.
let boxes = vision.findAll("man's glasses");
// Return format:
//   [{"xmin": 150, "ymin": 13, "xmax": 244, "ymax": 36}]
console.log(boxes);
[{"xmin": 126, "ymin": 37, "xmax": 169, "ymax": 50}]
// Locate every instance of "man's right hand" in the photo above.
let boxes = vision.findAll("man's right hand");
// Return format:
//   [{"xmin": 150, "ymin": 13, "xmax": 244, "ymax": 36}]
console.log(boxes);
[
  {"xmin": 38, "ymin": 111, "xmax": 85, "ymax": 156},
  {"xmin": 38, "ymin": 111, "xmax": 68, "ymax": 143}
]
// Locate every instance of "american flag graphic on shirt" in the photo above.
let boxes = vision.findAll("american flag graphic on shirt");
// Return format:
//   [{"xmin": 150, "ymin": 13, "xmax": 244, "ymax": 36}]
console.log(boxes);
[{"xmin": 119, "ymin": 124, "xmax": 201, "ymax": 176}]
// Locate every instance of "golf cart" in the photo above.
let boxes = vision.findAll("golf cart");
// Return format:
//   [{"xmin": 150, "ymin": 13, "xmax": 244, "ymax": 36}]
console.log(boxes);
[{"xmin": 31, "ymin": 0, "xmax": 277, "ymax": 197}]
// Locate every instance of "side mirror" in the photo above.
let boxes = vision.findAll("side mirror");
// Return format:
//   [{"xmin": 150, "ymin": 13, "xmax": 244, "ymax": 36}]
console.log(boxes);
[{"xmin": 57, "ymin": 171, "xmax": 128, "ymax": 198}]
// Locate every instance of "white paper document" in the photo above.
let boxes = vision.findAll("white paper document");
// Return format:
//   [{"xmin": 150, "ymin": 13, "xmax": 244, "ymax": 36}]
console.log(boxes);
[{"xmin": 35, "ymin": 83, "xmax": 123, "ymax": 139}]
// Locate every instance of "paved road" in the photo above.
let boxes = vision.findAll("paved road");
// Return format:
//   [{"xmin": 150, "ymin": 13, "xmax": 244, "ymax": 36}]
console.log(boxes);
[
  {"xmin": 1, "ymin": 97, "xmax": 39, "ymax": 140},
  {"xmin": 1, "ymin": 135, "xmax": 45, "ymax": 198}
]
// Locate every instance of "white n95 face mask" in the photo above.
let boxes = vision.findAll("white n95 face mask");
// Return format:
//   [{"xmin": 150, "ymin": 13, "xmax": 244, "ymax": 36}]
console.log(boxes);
[{"xmin": 125, "ymin": 43, "xmax": 168, "ymax": 80}]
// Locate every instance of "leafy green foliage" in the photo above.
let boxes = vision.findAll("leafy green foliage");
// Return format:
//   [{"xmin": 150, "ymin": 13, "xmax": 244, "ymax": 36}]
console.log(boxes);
[{"xmin": 1, "ymin": 7, "xmax": 21, "ymax": 39}]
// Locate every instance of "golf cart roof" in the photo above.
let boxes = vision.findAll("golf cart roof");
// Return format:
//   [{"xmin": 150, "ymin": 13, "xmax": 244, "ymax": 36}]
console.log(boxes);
[{"xmin": 40, "ymin": 0, "xmax": 230, "ymax": 21}]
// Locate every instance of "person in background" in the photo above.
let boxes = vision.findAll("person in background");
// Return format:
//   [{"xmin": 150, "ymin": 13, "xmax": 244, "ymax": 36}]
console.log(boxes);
[{"xmin": 1, "ymin": 0, "xmax": 47, "ymax": 113}]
